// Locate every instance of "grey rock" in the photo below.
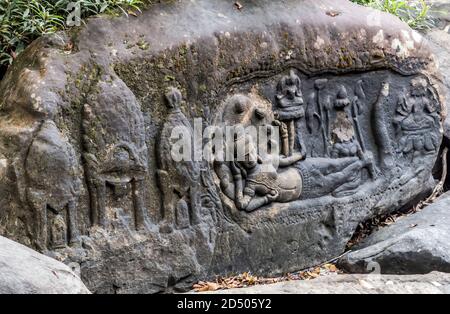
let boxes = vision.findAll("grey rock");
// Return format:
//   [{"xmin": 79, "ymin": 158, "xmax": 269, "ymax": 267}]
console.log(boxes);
[
  {"xmin": 425, "ymin": 29, "xmax": 450, "ymax": 140},
  {"xmin": 0, "ymin": 236, "xmax": 90, "ymax": 294},
  {"xmin": 0, "ymin": 0, "xmax": 445, "ymax": 293},
  {"xmin": 197, "ymin": 272, "xmax": 450, "ymax": 294},
  {"xmin": 428, "ymin": 1, "xmax": 450, "ymax": 28},
  {"xmin": 339, "ymin": 192, "xmax": 450, "ymax": 274}
]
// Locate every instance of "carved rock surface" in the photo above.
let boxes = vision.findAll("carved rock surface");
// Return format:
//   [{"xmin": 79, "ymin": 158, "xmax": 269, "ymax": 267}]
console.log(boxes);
[
  {"xmin": 0, "ymin": 236, "xmax": 90, "ymax": 294},
  {"xmin": 0, "ymin": 0, "xmax": 445, "ymax": 293},
  {"xmin": 339, "ymin": 192, "xmax": 450, "ymax": 274}
]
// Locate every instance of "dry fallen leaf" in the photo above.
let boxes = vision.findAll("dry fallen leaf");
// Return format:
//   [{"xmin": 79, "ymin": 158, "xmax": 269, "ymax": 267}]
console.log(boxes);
[
  {"xmin": 323, "ymin": 263, "xmax": 338, "ymax": 272},
  {"xmin": 193, "ymin": 281, "xmax": 221, "ymax": 292},
  {"xmin": 326, "ymin": 10, "xmax": 340, "ymax": 17}
]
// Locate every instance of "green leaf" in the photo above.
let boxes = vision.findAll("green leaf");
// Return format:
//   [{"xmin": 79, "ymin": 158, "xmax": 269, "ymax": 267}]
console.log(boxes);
[{"xmin": 100, "ymin": 3, "xmax": 109, "ymax": 13}]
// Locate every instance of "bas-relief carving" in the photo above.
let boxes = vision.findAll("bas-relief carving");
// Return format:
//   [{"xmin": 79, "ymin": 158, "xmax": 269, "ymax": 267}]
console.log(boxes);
[
  {"xmin": 229, "ymin": 132, "xmax": 303, "ymax": 212},
  {"xmin": 150, "ymin": 70, "xmax": 439, "ymax": 220},
  {"xmin": 394, "ymin": 77, "xmax": 440, "ymax": 155},
  {"xmin": 275, "ymin": 70, "xmax": 306, "ymax": 157},
  {"xmin": 24, "ymin": 120, "xmax": 81, "ymax": 251},
  {"xmin": 209, "ymin": 69, "xmax": 441, "ymax": 213},
  {"xmin": 81, "ymin": 80, "xmax": 149, "ymax": 231},
  {"xmin": 157, "ymin": 88, "xmax": 221, "ymax": 232},
  {"xmin": 24, "ymin": 69, "xmax": 440, "ymax": 248},
  {"xmin": 22, "ymin": 82, "xmax": 224, "ymax": 250},
  {"xmin": 157, "ymin": 87, "xmax": 202, "ymax": 231}
]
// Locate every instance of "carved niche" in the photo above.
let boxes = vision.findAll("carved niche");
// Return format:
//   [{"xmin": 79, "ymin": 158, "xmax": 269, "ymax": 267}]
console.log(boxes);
[
  {"xmin": 81, "ymin": 79, "xmax": 149, "ymax": 230},
  {"xmin": 24, "ymin": 120, "xmax": 81, "ymax": 251}
]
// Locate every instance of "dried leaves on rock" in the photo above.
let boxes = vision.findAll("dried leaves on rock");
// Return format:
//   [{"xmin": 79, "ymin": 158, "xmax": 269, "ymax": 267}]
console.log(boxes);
[{"xmin": 193, "ymin": 264, "xmax": 342, "ymax": 292}]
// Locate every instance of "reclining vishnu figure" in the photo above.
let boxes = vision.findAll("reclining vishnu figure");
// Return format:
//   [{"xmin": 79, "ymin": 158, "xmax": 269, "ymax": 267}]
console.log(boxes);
[{"xmin": 216, "ymin": 129, "xmax": 374, "ymax": 212}]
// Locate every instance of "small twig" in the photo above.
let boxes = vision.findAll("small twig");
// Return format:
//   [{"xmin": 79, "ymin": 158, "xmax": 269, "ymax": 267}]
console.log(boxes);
[
  {"xmin": 318, "ymin": 250, "xmax": 352, "ymax": 267},
  {"xmin": 234, "ymin": 1, "xmax": 243, "ymax": 10}
]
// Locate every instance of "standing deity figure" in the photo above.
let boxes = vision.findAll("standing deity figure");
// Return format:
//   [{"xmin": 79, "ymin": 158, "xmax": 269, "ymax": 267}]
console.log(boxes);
[
  {"xmin": 275, "ymin": 70, "xmax": 306, "ymax": 157},
  {"xmin": 157, "ymin": 87, "xmax": 202, "ymax": 231}
]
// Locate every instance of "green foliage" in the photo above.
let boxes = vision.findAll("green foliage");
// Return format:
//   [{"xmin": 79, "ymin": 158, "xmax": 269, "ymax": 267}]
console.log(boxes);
[
  {"xmin": 351, "ymin": 0, "xmax": 435, "ymax": 30},
  {"xmin": 0, "ymin": 0, "xmax": 143, "ymax": 72},
  {"xmin": 352, "ymin": 0, "xmax": 374, "ymax": 5}
]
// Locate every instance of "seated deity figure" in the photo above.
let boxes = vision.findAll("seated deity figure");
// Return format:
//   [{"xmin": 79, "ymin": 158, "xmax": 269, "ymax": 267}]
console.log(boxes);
[
  {"xmin": 394, "ymin": 78, "xmax": 440, "ymax": 155},
  {"xmin": 330, "ymin": 85, "xmax": 361, "ymax": 158}
]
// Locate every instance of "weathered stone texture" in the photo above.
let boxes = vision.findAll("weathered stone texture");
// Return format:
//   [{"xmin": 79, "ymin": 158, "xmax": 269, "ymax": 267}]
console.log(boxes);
[
  {"xmin": 339, "ymin": 192, "xmax": 450, "ymax": 274},
  {"xmin": 0, "ymin": 0, "xmax": 445, "ymax": 293}
]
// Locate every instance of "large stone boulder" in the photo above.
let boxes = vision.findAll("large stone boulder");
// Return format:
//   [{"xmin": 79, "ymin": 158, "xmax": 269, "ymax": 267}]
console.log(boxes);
[
  {"xmin": 0, "ymin": 236, "xmax": 90, "ymax": 294},
  {"xmin": 339, "ymin": 192, "xmax": 450, "ymax": 274},
  {"xmin": 0, "ymin": 0, "xmax": 445, "ymax": 293}
]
